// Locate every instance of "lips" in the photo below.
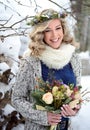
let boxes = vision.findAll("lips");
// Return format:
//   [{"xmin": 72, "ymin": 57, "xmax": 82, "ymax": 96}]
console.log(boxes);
[{"xmin": 51, "ymin": 38, "xmax": 59, "ymax": 42}]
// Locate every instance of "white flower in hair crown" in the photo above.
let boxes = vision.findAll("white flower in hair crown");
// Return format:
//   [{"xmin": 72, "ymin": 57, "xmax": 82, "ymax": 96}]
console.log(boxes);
[{"xmin": 27, "ymin": 9, "xmax": 67, "ymax": 26}]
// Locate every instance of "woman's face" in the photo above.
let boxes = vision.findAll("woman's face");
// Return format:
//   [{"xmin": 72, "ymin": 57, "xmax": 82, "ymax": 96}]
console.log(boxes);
[{"xmin": 43, "ymin": 19, "xmax": 64, "ymax": 49}]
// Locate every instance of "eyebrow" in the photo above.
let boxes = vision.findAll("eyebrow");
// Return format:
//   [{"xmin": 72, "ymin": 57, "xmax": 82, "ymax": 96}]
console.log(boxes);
[{"xmin": 46, "ymin": 24, "xmax": 62, "ymax": 29}]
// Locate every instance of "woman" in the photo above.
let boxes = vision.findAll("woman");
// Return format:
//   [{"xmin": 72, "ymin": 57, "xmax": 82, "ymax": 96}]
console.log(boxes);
[{"xmin": 11, "ymin": 9, "xmax": 82, "ymax": 130}]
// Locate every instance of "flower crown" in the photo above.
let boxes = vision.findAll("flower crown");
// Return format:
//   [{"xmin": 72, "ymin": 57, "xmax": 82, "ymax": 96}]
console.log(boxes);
[{"xmin": 27, "ymin": 9, "xmax": 67, "ymax": 26}]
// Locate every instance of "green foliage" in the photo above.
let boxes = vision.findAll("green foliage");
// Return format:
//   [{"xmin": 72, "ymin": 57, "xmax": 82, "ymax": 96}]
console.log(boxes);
[
  {"xmin": 27, "ymin": 9, "xmax": 67, "ymax": 26},
  {"xmin": 31, "ymin": 78, "xmax": 82, "ymax": 113}
]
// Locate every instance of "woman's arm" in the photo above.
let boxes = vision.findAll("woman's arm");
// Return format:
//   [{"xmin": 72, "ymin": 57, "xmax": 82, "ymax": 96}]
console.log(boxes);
[
  {"xmin": 71, "ymin": 53, "xmax": 82, "ymax": 86},
  {"xmin": 61, "ymin": 53, "xmax": 82, "ymax": 117},
  {"xmin": 11, "ymin": 58, "xmax": 49, "ymax": 126}
]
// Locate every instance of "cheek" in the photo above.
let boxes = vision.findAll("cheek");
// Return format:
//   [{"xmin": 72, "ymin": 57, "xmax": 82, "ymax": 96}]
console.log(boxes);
[
  {"xmin": 60, "ymin": 32, "xmax": 64, "ymax": 39},
  {"xmin": 44, "ymin": 34, "xmax": 50, "ymax": 42},
  {"xmin": 60, "ymin": 30, "xmax": 64, "ymax": 35}
]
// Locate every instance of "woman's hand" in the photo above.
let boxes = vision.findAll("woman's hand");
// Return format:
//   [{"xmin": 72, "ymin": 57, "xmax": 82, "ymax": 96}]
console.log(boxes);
[
  {"xmin": 47, "ymin": 112, "xmax": 61, "ymax": 125},
  {"xmin": 61, "ymin": 104, "xmax": 81, "ymax": 117}
]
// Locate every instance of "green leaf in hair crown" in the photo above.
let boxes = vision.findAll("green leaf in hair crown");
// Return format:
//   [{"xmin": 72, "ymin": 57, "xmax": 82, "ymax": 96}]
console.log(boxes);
[{"xmin": 27, "ymin": 9, "xmax": 67, "ymax": 26}]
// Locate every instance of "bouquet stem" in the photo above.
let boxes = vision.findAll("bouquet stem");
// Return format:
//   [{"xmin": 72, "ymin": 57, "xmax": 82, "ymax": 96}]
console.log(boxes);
[{"xmin": 50, "ymin": 125, "xmax": 57, "ymax": 130}]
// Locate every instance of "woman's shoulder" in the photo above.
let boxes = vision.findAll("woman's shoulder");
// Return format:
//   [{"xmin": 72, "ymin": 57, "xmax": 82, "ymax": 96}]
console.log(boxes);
[
  {"xmin": 20, "ymin": 53, "xmax": 41, "ymax": 73},
  {"xmin": 20, "ymin": 56, "xmax": 39, "ymax": 66},
  {"xmin": 22, "ymin": 48, "xmax": 40, "ymax": 63},
  {"xmin": 70, "ymin": 52, "xmax": 82, "ymax": 72},
  {"xmin": 70, "ymin": 52, "xmax": 82, "ymax": 85},
  {"xmin": 70, "ymin": 52, "xmax": 82, "ymax": 71},
  {"xmin": 71, "ymin": 52, "xmax": 81, "ymax": 62}
]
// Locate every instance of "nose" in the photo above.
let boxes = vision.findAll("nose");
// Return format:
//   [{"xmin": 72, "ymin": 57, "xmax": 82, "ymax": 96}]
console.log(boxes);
[{"xmin": 51, "ymin": 30, "xmax": 57, "ymax": 37}]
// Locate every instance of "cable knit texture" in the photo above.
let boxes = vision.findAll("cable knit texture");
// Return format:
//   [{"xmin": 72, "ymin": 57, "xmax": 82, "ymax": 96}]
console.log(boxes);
[{"xmin": 11, "ymin": 44, "xmax": 82, "ymax": 130}]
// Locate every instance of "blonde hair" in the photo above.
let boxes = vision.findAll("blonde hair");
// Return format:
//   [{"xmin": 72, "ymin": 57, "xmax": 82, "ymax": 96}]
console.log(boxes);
[{"xmin": 29, "ymin": 9, "xmax": 79, "ymax": 57}]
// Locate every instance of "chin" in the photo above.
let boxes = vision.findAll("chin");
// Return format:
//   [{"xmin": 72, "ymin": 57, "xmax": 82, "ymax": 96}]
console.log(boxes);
[{"xmin": 52, "ymin": 45, "xmax": 60, "ymax": 49}]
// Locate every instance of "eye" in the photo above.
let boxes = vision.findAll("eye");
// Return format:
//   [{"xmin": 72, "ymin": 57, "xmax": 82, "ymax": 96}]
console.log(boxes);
[
  {"xmin": 44, "ymin": 29, "xmax": 51, "ymax": 33},
  {"xmin": 56, "ymin": 26, "xmax": 62, "ymax": 30}
]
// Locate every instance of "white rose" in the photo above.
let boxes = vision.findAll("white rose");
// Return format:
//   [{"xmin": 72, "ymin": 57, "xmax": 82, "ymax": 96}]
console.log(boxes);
[
  {"xmin": 42, "ymin": 92, "xmax": 53, "ymax": 104},
  {"xmin": 69, "ymin": 99, "xmax": 79, "ymax": 109},
  {"xmin": 74, "ymin": 92, "xmax": 82, "ymax": 100}
]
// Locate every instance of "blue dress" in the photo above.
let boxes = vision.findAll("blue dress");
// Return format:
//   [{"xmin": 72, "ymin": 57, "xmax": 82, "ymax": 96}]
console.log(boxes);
[{"xmin": 41, "ymin": 61, "xmax": 76, "ymax": 130}]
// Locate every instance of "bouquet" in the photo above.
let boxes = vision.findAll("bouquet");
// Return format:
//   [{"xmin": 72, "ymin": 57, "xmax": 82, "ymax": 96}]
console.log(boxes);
[{"xmin": 31, "ymin": 78, "xmax": 83, "ymax": 130}]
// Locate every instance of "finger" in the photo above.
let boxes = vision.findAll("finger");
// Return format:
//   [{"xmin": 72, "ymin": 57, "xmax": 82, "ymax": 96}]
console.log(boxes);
[
  {"xmin": 74, "ymin": 104, "xmax": 81, "ymax": 110},
  {"xmin": 49, "ymin": 117, "xmax": 61, "ymax": 125},
  {"xmin": 61, "ymin": 105, "xmax": 76, "ymax": 116},
  {"xmin": 61, "ymin": 106, "xmax": 68, "ymax": 117},
  {"xmin": 62, "ymin": 105, "xmax": 71, "ymax": 115},
  {"xmin": 48, "ymin": 112, "xmax": 61, "ymax": 125}
]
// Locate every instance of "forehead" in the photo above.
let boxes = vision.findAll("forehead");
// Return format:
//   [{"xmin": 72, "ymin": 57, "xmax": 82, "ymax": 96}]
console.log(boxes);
[{"xmin": 48, "ymin": 19, "xmax": 61, "ymax": 27}]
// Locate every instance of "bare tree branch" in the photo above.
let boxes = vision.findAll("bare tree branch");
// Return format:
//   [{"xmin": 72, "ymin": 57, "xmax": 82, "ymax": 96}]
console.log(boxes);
[
  {"xmin": 0, "ymin": 0, "xmax": 77, "ymax": 40},
  {"xmin": 83, "ymin": 3, "xmax": 90, "ymax": 7},
  {"xmin": 0, "ymin": 1, "xmax": 21, "ymax": 16},
  {"xmin": 0, "ymin": 15, "xmax": 13, "ymax": 27},
  {"xmin": 47, "ymin": 0, "xmax": 67, "ymax": 11},
  {"xmin": 33, "ymin": 0, "xmax": 41, "ymax": 13},
  {"xmin": 14, "ymin": 0, "xmax": 32, "ymax": 8},
  {"xmin": 47, "ymin": 0, "xmax": 77, "ymax": 20},
  {"xmin": 0, "ymin": 15, "xmax": 34, "ymax": 40}
]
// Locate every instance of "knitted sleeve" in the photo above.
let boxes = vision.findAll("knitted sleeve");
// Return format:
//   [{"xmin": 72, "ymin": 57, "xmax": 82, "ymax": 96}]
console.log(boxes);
[
  {"xmin": 71, "ymin": 53, "xmax": 82, "ymax": 86},
  {"xmin": 11, "ymin": 57, "xmax": 49, "ymax": 126}
]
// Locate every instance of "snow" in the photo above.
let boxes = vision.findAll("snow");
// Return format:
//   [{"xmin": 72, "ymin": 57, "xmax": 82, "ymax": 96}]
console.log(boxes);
[
  {"xmin": 79, "ymin": 51, "xmax": 90, "ymax": 59},
  {"xmin": 0, "ymin": 62, "xmax": 10, "ymax": 74},
  {"xmin": 12, "ymin": 124, "xmax": 24, "ymax": 130},
  {"xmin": 0, "ymin": 83, "xmax": 12, "ymax": 99},
  {"xmin": 0, "ymin": 0, "xmax": 90, "ymax": 130},
  {"xmin": 0, "ymin": 42, "xmax": 90, "ymax": 130},
  {"xmin": 2, "ymin": 76, "xmax": 90, "ymax": 130},
  {"xmin": 68, "ymin": 75, "xmax": 90, "ymax": 130},
  {"xmin": 3, "ymin": 104, "xmax": 15, "ymax": 116}
]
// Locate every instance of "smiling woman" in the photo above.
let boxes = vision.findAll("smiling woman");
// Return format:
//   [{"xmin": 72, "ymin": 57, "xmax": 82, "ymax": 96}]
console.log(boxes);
[
  {"xmin": 43, "ymin": 19, "xmax": 64, "ymax": 49},
  {"xmin": 11, "ymin": 9, "xmax": 82, "ymax": 130}
]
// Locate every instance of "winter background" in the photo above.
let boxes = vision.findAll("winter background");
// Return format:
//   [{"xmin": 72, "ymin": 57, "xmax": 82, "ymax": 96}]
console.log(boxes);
[{"xmin": 0, "ymin": 0, "xmax": 90, "ymax": 130}]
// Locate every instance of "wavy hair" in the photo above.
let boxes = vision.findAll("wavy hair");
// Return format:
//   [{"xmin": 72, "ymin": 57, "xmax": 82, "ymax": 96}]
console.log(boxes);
[{"xmin": 29, "ymin": 9, "xmax": 79, "ymax": 57}]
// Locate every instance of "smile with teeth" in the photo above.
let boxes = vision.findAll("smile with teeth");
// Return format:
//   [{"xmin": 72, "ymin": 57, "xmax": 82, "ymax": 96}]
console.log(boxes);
[{"xmin": 51, "ymin": 38, "xmax": 59, "ymax": 42}]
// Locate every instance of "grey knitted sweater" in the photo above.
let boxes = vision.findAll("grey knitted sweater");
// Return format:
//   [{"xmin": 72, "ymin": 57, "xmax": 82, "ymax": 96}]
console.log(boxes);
[{"xmin": 11, "ymin": 52, "xmax": 82, "ymax": 130}]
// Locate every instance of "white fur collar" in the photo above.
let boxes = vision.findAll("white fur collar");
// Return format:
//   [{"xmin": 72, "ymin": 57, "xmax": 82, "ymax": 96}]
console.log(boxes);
[{"xmin": 39, "ymin": 44, "xmax": 75, "ymax": 69}]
